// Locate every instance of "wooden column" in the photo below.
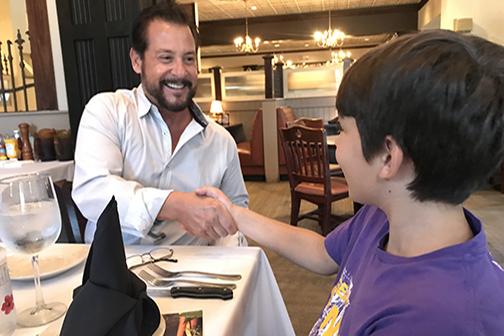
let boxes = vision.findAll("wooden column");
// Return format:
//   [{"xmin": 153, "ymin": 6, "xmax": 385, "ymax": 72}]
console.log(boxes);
[
  {"xmin": 211, "ymin": 66, "xmax": 222, "ymax": 100},
  {"xmin": 180, "ymin": 3, "xmax": 197, "ymax": 27},
  {"xmin": 25, "ymin": 0, "xmax": 58, "ymax": 110},
  {"xmin": 274, "ymin": 62, "xmax": 284, "ymax": 98},
  {"xmin": 180, "ymin": 3, "xmax": 200, "ymax": 72},
  {"xmin": 263, "ymin": 55, "xmax": 274, "ymax": 99}
]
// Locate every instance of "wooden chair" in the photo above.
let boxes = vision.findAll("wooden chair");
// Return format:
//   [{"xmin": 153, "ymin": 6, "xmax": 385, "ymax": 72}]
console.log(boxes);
[
  {"xmin": 287, "ymin": 117, "xmax": 324, "ymax": 129},
  {"xmin": 54, "ymin": 180, "xmax": 87, "ymax": 243},
  {"xmin": 280, "ymin": 125, "xmax": 350, "ymax": 236},
  {"xmin": 289, "ymin": 117, "xmax": 344, "ymax": 178},
  {"xmin": 277, "ymin": 106, "xmax": 297, "ymax": 175}
]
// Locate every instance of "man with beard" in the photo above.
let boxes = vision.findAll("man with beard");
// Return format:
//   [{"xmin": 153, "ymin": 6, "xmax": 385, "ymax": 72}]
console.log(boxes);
[{"xmin": 72, "ymin": 1, "xmax": 248, "ymax": 246}]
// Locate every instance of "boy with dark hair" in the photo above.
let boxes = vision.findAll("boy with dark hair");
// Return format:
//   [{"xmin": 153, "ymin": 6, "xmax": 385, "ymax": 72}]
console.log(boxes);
[{"xmin": 199, "ymin": 30, "xmax": 504, "ymax": 335}]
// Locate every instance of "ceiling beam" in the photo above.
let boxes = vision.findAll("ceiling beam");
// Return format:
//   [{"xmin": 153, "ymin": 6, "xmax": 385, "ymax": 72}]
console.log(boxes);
[
  {"xmin": 200, "ymin": 4, "xmax": 419, "ymax": 47},
  {"xmin": 202, "ymin": 43, "xmax": 381, "ymax": 59}
]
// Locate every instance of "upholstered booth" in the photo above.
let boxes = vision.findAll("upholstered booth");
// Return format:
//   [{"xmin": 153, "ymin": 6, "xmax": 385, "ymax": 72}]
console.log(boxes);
[{"xmin": 237, "ymin": 109, "xmax": 265, "ymax": 175}]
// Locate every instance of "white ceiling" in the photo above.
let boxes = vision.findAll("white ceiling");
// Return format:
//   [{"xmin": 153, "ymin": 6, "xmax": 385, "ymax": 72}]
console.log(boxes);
[{"xmin": 178, "ymin": 0, "xmax": 422, "ymax": 21}]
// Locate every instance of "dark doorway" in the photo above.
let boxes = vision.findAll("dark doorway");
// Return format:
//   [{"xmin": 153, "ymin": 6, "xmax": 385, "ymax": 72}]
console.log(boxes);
[{"xmin": 56, "ymin": 0, "xmax": 143, "ymax": 141}]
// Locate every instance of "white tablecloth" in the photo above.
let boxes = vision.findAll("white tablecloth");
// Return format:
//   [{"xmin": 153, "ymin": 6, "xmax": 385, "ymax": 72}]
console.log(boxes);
[
  {"xmin": 0, "ymin": 161, "xmax": 75, "ymax": 182},
  {"xmin": 11, "ymin": 244, "xmax": 295, "ymax": 336}
]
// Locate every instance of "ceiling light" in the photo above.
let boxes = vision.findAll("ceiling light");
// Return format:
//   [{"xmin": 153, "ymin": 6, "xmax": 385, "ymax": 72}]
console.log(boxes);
[
  {"xmin": 274, "ymin": 44, "xmax": 280, "ymax": 47},
  {"xmin": 251, "ymin": 6, "xmax": 256, "ymax": 10},
  {"xmin": 234, "ymin": 0, "xmax": 260, "ymax": 53},
  {"xmin": 314, "ymin": 10, "xmax": 345, "ymax": 48},
  {"xmin": 305, "ymin": 44, "xmax": 309, "ymax": 47},
  {"xmin": 331, "ymin": 50, "xmax": 351, "ymax": 64}
]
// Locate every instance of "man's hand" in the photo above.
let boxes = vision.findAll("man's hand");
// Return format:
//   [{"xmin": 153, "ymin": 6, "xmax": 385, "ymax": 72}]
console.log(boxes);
[
  {"xmin": 158, "ymin": 191, "xmax": 237, "ymax": 241},
  {"xmin": 195, "ymin": 186, "xmax": 233, "ymax": 212}
]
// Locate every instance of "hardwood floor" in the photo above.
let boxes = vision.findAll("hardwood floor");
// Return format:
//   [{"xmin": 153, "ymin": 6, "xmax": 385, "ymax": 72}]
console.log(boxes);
[{"xmin": 245, "ymin": 180, "xmax": 504, "ymax": 336}]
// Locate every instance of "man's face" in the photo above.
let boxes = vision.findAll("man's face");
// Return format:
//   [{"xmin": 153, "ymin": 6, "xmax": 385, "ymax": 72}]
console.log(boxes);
[{"xmin": 131, "ymin": 19, "xmax": 198, "ymax": 112}]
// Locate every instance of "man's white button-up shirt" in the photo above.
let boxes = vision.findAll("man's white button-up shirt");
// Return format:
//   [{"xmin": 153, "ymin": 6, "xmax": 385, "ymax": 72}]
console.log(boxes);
[{"xmin": 72, "ymin": 85, "xmax": 249, "ymax": 245}]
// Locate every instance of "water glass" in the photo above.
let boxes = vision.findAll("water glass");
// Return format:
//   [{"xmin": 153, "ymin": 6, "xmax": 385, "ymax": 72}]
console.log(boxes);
[{"xmin": 0, "ymin": 174, "xmax": 66, "ymax": 327}]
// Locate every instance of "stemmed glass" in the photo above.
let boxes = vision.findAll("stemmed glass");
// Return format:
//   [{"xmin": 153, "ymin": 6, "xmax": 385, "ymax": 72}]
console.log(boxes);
[{"xmin": 0, "ymin": 173, "xmax": 66, "ymax": 327}]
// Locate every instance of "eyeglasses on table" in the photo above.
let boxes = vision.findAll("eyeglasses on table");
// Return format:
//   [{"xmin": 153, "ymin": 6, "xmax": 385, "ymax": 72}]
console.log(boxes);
[{"xmin": 126, "ymin": 247, "xmax": 178, "ymax": 270}]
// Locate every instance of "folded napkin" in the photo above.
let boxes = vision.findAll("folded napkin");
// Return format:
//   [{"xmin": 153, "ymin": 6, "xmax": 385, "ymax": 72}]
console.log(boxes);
[{"xmin": 61, "ymin": 197, "xmax": 160, "ymax": 336}]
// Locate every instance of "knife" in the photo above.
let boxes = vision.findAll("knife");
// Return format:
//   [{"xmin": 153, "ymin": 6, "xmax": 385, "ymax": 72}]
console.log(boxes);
[{"xmin": 147, "ymin": 286, "xmax": 233, "ymax": 300}]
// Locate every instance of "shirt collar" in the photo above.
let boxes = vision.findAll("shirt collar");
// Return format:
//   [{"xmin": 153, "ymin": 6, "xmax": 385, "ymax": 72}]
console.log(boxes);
[{"xmin": 137, "ymin": 84, "xmax": 208, "ymax": 128}]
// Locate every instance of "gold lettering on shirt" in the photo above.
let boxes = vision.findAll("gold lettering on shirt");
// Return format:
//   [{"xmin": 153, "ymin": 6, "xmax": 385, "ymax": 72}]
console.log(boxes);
[{"xmin": 319, "ymin": 269, "xmax": 353, "ymax": 335}]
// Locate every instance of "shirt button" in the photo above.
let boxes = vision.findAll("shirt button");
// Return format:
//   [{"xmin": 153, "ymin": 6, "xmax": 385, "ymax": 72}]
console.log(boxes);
[{"xmin": 163, "ymin": 131, "xmax": 167, "ymax": 136}]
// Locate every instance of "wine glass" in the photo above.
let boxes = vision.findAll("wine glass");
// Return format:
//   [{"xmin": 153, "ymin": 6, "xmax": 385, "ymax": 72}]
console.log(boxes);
[{"xmin": 0, "ymin": 173, "xmax": 66, "ymax": 327}]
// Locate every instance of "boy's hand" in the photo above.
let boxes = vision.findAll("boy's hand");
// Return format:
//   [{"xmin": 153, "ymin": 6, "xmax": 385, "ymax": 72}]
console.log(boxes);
[{"xmin": 195, "ymin": 186, "xmax": 233, "ymax": 212}]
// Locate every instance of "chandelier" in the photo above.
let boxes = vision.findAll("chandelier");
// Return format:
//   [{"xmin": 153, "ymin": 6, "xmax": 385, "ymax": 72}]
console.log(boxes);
[
  {"xmin": 331, "ymin": 50, "xmax": 351, "ymax": 64},
  {"xmin": 314, "ymin": 10, "xmax": 345, "ymax": 48},
  {"xmin": 234, "ymin": 0, "xmax": 260, "ymax": 53}
]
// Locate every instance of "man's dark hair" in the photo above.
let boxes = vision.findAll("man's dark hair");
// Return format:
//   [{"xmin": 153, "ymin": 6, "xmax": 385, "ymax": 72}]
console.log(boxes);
[
  {"xmin": 336, "ymin": 30, "xmax": 504, "ymax": 204},
  {"xmin": 132, "ymin": 0, "xmax": 200, "ymax": 58}
]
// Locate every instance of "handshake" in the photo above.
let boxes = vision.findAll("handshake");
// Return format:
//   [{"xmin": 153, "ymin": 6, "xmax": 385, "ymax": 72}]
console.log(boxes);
[{"xmin": 157, "ymin": 187, "xmax": 238, "ymax": 242}]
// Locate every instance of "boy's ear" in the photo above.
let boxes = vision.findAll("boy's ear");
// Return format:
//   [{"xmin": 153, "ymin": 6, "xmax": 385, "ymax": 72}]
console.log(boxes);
[
  {"xmin": 130, "ymin": 48, "xmax": 142, "ymax": 75},
  {"xmin": 378, "ymin": 136, "xmax": 405, "ymax": 180}
]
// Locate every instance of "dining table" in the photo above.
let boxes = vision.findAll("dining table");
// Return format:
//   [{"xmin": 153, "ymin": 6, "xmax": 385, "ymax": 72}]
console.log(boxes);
[
  {"xmin": 9, "ymin": 244, "xmax": 295, "ymax": 336},
  {"xmin": 0, "ymin": 160, "xmax": 75, "ymax": 182}
]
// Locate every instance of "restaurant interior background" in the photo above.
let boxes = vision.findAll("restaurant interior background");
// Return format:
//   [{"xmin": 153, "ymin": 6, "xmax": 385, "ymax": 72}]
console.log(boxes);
[
  {"xmin": 0, "ymin": 0, "xmax": 503, "ymax": 181},
  {"xmin": 1, "ymin": 2, "xmax": 503, "ymax": 335}
]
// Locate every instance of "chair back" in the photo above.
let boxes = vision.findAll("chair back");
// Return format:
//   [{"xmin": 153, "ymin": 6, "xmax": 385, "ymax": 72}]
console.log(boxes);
[
  {"xmin": 276, "ymin": 106, "xmax": 297, "ymax": 169},
  {"xmin": 280, "ymin": 125, "xmax": 330, "ymax": 194},
  {"xmin": 288, "ymin": 117, "xmax": 324, "ymax": 129}
]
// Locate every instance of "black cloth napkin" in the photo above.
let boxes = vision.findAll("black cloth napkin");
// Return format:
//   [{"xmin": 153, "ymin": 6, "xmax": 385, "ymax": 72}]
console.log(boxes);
[{"xmin": 61, "ymin": 197, "xmax": 160, "ymax": 336}]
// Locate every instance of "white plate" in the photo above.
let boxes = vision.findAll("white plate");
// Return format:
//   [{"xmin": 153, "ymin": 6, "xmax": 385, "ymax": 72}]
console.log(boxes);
[{"xmin": 7, "ymin": 244, "xmax": 89, "ymax": 281}]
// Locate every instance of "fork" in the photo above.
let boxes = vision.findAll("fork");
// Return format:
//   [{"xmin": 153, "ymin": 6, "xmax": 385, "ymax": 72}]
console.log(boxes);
[
  {"xmin": 147, "ymin": 263, "xmax": 242, "ymax": 281},
  {"xmin": 139, "ymin": 270, "xmax": 237, "ymax": 290}
]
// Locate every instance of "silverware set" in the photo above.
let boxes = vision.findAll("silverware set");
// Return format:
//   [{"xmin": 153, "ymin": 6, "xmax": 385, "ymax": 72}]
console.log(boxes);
[
  {"xmin": 147, "ymin": 263, "xmax": 242, "ymax": 281},
  {"xmin": 139, "ymin": 270, "xmax": 238, "ymax": 290},
  {"xmin": 136, "ymin": 263, "xmax": 241, "ymax": 300}
]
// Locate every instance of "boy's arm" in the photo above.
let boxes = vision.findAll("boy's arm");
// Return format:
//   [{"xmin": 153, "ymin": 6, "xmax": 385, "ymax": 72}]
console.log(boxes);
[{"xmin": 197, "ymin": 187, "xmax": 339, "ymax": 275}]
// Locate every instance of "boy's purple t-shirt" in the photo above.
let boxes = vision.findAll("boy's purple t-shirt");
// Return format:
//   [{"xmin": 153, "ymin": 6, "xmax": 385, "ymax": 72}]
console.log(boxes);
[{"xmin": 310, "ymin": 205, "xmax": 504, "ymax": 336}]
